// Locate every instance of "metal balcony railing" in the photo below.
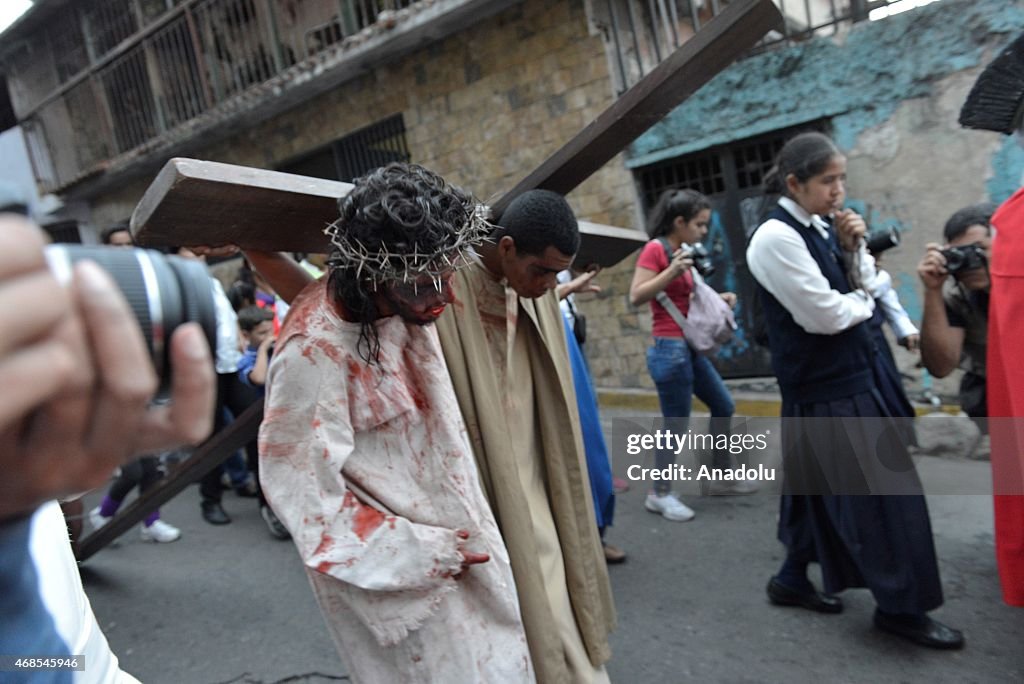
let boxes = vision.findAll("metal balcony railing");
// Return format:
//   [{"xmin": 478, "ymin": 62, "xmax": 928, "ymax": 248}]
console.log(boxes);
[{"xmin": 8, "ymin": 0, "xmax": 426, "ymax": 193}]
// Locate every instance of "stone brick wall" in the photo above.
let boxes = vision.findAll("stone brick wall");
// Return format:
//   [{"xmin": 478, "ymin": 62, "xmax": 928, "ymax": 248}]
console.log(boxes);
[{"xmin": 87, "ymin": 0, "xmax": 651, "ymax": 389}]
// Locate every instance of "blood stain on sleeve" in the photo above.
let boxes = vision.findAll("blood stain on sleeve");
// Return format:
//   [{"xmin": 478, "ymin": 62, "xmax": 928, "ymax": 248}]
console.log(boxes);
[
  {"xmin": 314, "ymin": 338, "xmax": 345, "ymax": 366},
  {"xmin": 352, "ymin": 504, "xmax": 385, "ymax": 541},
  {"xmin": 314, "ymin": 533, "xmax": 334, "ymax": 556}
]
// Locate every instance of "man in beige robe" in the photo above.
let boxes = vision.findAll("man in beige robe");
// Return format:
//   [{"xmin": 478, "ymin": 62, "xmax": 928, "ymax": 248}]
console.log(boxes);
[{"xmin": 435, "ymin": 190, "xmax": 616, "ymax": 683}]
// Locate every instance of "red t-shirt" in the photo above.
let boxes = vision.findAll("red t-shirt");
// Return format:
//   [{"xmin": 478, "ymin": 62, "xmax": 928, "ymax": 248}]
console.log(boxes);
[{"xmin": 636, "ymin": 240, "xmax": 694, "ymax": 338}]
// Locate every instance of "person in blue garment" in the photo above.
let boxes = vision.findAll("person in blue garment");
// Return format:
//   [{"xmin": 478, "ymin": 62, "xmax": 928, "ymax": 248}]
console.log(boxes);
[{"xmin": 558, "ymin": 269, "xmax": 624, "ymax": 563}]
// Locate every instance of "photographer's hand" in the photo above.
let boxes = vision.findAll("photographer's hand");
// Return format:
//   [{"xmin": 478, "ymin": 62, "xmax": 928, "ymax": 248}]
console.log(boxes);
[
  {"xmin": 917, "ymin": 242, "xmax": 962, "ymax": 378},
  {"xmin": 916, "ymin": 243, "xmax": 948, "ymax": 290},
  {"xmin": 0, "ymin": 216, "xmax": 215, "ymax": 522},
  {"xmin": 668, "ymin": 249, "xmax": 694, "ymax": 277}
]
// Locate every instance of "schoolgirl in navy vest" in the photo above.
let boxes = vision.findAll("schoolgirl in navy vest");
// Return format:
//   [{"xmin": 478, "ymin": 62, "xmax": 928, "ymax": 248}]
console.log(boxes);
[{"xmin": 746, "ymin": 132, "xmax": 963, "ymax": 649}]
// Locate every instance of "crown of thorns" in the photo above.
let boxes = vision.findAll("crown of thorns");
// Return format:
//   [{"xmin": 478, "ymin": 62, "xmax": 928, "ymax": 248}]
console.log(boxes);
[{"xmin": 324, "ymin": 202, "xmax": 493, "ymax": 292}]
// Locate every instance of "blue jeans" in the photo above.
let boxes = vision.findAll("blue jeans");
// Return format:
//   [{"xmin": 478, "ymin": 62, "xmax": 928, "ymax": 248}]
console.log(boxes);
[{"xmin": 646, "ymin": 337, "xmax": 735, "ymax": 493}]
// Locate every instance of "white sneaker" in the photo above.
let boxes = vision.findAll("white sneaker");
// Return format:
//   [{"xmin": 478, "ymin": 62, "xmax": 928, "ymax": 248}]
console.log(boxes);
[
  {"xmin": 140, "ymin": 519, "xmax": 181, "ymax": 543},
  {"xmin": 89, "ymin": 507, "xmax": 113, "ymax": 530},
  {"xmin": 644, "ymin": 492, "xmax": 695, "ymax": 522}
]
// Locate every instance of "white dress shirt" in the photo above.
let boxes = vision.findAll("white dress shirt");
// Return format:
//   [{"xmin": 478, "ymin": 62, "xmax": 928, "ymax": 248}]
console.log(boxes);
[
  {"xmin": 873, "ymin": 268, "xmax": 920, "ymax": 341},
  {"xmin": 747, "ymin": 197, "xmax": 875, "ymax": 335},
  {"xmin": 211, "ymin": 277, "xmax": 241, "ymax": 374}
]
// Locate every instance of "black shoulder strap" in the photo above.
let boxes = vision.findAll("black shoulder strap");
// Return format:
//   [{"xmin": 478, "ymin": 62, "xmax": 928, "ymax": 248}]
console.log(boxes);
[{"xmin": 656, "ymin": 237, "xmax": 673, "ymax": 265}]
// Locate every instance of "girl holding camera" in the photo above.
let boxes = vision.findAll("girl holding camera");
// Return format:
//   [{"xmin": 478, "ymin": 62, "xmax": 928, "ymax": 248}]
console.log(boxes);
[
  {"xmin": 629, "ymin": 189, "xmax": 745, "ymax": 522},
  {"xmin": 747, "ymin": 131, "xmax": 961, "ymax": 648}
]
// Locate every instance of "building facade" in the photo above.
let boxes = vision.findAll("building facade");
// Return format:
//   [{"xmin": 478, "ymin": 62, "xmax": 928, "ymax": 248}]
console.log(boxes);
[{"xmin": 3, "ymin": 0, "xmax": 1015, "ymax": 398}]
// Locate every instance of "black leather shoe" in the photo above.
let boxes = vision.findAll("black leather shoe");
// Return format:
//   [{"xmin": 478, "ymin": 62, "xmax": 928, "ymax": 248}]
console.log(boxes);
[
  {"xmin": 766, "ymin": 577, "xmax": 844, "ymax": 614},
  {"xmin": 201, "ymin": 501, "xmax": 231, "ymax": 525},
  {"xmin": 873, "ymin": 610, "xmax": 965, "ymax": 650}
]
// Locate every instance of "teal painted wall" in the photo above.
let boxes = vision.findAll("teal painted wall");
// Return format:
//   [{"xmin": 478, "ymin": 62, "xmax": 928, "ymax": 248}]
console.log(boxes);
[{"xmin": 629, "ymin": 0, "xmax": 1024, "ymax": 206}]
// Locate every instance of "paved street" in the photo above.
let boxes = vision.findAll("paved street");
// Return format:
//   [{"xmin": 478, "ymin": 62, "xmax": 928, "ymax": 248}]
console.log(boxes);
[{"xmin": 81, "ymin": 410, "xmax": 1024, "ymax": 684}]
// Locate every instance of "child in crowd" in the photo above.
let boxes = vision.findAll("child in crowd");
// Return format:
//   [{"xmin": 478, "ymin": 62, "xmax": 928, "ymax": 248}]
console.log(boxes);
[
  {"xmin": 236, "ymin": 306, "xmax": 289, "ymax": 539},
  {"xmin": 237, "ymin": 306, "xmax": 275, "ymax": 393}
]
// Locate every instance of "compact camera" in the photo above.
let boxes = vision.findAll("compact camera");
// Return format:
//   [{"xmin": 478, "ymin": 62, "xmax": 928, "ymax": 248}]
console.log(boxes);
[
  {"xmin": 45, "ymin": 245, "xmax": 218, "ymax": 392},
  {"xmin": 680, "ymin": 242, "xmax": 715, "ymax": 278},
  {"xmin": 939, "ymin": 244, "xmax": 987, "ymax": 275}
]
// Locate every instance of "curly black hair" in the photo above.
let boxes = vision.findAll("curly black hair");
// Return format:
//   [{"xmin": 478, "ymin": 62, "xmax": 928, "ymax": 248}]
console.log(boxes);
[{"xmin": 327, "ymin": 162, "xmax": 477, "ymax": 363}]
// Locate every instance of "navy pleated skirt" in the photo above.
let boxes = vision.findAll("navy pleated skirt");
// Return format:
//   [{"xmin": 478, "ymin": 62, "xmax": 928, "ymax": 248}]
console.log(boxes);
[
  {"xmin": 778, "ymin": 390, "xmax": 943, "ymax": 614},
  {"xmin": 869, "ymin": 311, "xmax": 918, "ymax": 445}
]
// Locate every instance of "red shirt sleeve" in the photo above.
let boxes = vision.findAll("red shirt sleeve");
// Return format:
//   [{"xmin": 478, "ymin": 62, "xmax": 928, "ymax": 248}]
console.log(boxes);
[{"xmin": 637, "ymin": 240, "xmax": 669, "ymax": 273}]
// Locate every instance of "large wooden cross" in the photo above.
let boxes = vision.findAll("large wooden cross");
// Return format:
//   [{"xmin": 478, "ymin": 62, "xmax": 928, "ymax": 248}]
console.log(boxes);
[{"xmin": 75, "ymin": 0, "xmax": 782, "ymax": 560}]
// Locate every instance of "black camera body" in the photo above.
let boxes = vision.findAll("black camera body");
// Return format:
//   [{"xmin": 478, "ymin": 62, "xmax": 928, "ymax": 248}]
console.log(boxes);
[
  {"xmin": 866, "ymin": 228, "xmax": 900, "ymax": 255},
  {"xmin": 45, "ymin": 245, "xmax": 217, "ymax": 393},
  {"xmin": 681, "ymin": 242, "xmax": 715, "ymax": 278},
  {"xmin": 940, "ymin": 244, "xmax": 987, "ymax": 275}
]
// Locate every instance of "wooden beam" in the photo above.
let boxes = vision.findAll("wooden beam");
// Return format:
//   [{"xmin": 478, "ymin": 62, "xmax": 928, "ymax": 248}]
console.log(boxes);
[
  {"xmin": 491, "ymin": 0, "xmax": 783, "ymax": 218},
  {"xmin": 574, "ymin": 219, "xmax": 647, "ymax": 270},
  {"xmin": 131, "ymin": 158, "xmax": 648, "ymax": 267},
  {"xmin": 130, "ymin": 158, "xmax": 353, "ymax": 252},
  {"xmin": 75, "ymin": 402, "xmax": 263, "ymax": 562}
]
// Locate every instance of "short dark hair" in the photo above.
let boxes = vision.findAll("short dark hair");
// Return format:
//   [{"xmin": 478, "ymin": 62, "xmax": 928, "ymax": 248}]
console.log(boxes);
[
  {"xmin": 943, "ymin": 203, "xmax": 995, "ymax": 242},
  {"xmin": 237, "ymin": 305, "xmax": 273, "ymax": 332},
  {"xmin": 645, "ymin": 188, "xmax": 711, "ymax": 238},
  {"xmin": 765, "ymin": 132, "xmax": 841, "ymax": 195},
  {"xmin": 101, "ymin": 222, "xmax": 132, "ymax": 245},
  {"xmin": 494, "ymin": 189, "xmax": 580, "ymax": 257},
  {"xmin": 227, "ymin": 281, "xmax": 256, "ymax": 312}
]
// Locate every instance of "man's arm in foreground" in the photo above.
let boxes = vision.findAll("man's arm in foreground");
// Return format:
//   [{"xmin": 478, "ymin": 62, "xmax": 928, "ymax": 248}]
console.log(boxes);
[{"xmin": 917, "ymin": 243, "xmax": 963, "ymax": 377}]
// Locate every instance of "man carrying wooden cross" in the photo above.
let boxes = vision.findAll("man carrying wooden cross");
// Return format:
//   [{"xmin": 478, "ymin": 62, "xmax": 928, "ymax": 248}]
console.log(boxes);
[
  {"xmin": 256, "ymin": 163, "xmax": 534, "ymax": 683},
  {"xmin": 250, "ymin": 188, "xmax": 617, "ymax": 683}
]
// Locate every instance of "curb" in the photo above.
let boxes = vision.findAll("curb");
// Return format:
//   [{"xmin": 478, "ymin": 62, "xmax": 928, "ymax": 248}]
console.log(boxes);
[{"xmin": 596, "ymin": 388, "xmax": 963, "ymax": 418}]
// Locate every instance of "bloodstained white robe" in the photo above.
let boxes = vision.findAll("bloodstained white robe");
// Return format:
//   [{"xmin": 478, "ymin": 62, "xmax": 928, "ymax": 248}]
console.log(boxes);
[{"xmin": 259, "ymin": 281, "xmax": 533, "ymax": 684}]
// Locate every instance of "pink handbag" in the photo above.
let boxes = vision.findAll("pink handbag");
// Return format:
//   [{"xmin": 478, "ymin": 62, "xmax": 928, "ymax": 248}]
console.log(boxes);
[{"xmin": 654, "ymin": 239, "xmax": 736, "ymax": 355}]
